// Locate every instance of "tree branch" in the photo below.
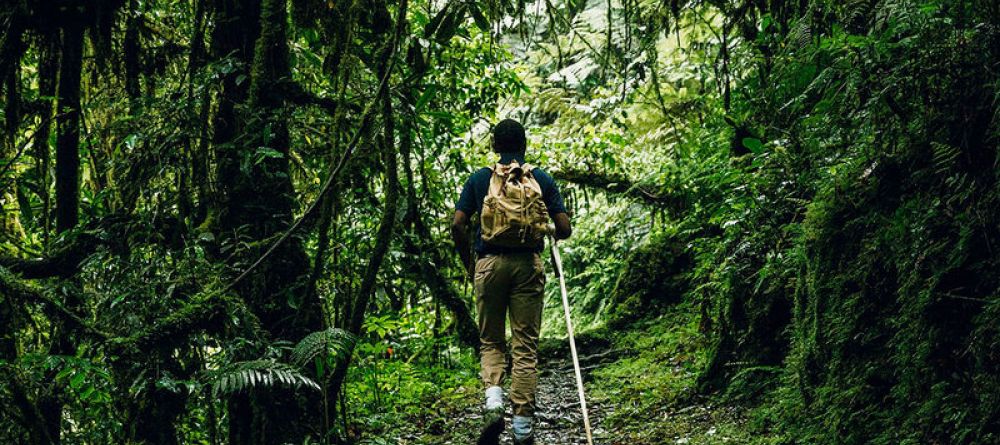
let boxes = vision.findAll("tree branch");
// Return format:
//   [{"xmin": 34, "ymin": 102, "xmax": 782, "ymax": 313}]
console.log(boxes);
[
  {"xmin": 0, "ymin": 233, "xmax": 103, "ymax": 279},
  {"xmin": 111, "ymin": 291, "xmax": 227, "ymax": 353},
  {"xmin": 280, "ymin": 81, "xmax": 362, "ymax": 116},
  {"xmin": 551, "ymin": 167, "xmax": 682, "ymax": 209},
  {"xmin": 0, "ymin": 370, "xmax": 55, "ymax": 445},
  {"xmin": 106, "ymin": 284, "xmax": 268, "ymax": 356},
  {"xmin": 0, "ymin": 266, "xmax": 110, "ymax": 339}
]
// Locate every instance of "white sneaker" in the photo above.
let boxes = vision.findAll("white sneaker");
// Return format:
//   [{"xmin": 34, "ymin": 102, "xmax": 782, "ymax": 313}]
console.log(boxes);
[
  {"xmin": 478, "ymin": 387, "xmax": 506, "ymax": 445},
  {"xmin": 485, "ymin": 385, "xmax": 503, "ymax": 410},
  {"xmin": 512, "ymin": 415, "xmax": 533, "ymax": 443}
]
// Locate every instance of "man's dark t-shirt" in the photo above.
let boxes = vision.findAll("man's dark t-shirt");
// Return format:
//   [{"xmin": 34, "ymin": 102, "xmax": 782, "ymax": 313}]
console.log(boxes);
[{"xmin": 456, "ymin": 152, "xmax": 567, "ymax": 255}]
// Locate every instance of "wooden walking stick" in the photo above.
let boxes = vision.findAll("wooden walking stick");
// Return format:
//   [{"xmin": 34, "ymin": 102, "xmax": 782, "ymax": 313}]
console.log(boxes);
[{"xmin": 549, "ymin": 236, "xmax": 595, "ymax": 445}]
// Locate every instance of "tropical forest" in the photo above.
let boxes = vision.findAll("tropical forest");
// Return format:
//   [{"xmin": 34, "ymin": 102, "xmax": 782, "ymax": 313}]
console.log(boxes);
[{"xmin": 1, "ymin": 0, "xmax": 998, "ymax": 444}]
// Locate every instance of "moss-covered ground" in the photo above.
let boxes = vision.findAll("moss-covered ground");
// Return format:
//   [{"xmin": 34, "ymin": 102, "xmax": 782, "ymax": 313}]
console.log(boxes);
[{"xmin": 355, "ymin": 302, "xmax": 790, "ymax": 444}]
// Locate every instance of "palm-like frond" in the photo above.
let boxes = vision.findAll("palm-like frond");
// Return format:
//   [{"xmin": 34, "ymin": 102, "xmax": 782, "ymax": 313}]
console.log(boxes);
[
  {"xmin": 207, "ymin": 360, "xmax": 320, "ymax": 397},
  {"xmin": 931, "ymin": 142, "xmax": 962, "ymax": 174},
  {"xmin": 290, "ymin": 328, "xmax": 356, "ymax": 368}
]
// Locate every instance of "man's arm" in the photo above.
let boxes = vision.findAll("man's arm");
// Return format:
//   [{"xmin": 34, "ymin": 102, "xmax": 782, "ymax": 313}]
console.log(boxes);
[
  {"xmin": 451, "ymin": 210, "xmax": 474, "ymax": 277},
  {"xmin": 537, "ymin": 169, "xmax": 572, "ymax": 240},
  {"xmin": 552, "ymin": 212, "xmax": 572, "ymax": 240}
]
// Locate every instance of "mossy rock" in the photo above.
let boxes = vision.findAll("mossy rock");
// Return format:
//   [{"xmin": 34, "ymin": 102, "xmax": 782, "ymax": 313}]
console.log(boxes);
[{"xmin": 606, "ymin": 232, "xmax": 692, "ymax": 329}]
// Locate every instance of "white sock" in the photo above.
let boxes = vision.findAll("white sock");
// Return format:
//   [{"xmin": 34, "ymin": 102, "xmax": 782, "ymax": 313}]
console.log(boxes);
[
  {"xmin": 512, "ymin": 415, "xmax": 533, "ymax": 440},
  {"xmin": 485, "ymin": 386, "xmax": 503, "ymax": 410}
]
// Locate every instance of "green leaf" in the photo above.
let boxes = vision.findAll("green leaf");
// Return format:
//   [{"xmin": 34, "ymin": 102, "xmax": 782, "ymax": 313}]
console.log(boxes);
[
  {"xmin": 16, "ymin": 184, "xmax": 33, "ymax": 227},
  {"xmin": 423, "ymin": 2, "xmax": 452, "ymax": 38},
  {"xmin": 79, "ymin": 385, "xmax": 96, "ymax": 401},
  {"xmin": 257, "ymin": 147, "xmax": 283, "ymax": 158},
  {"xmin": 314, "ymin": 355, "xmax": 325, "ymax": 378},
  {"xmin": 300, "ymin": 47, "xmax": 322, "ymax": 66},
  {"xmin": 742, "ymin": 137, "xmax": 765, "ymax": 154},
  {"xmin": 601, "ymin": 152, "xmax": 617, "ymax": 169},
  {"xmin": 415, "ymin": 85, "xmax": 438, "ymax": 113},
  {"xmin": 207, "ymin": 360, "xmax": 321, "ymax": 397},
  {"xmin": 291, "ymin": 328, "xmax": 356, "ymax": 367},
  {"xmin": 70, "ymin": 372, "xmax": 87, "ymax": 389},
  {"xmin": 760, "ymin": 14, "xmax": 773, "ymax": 32},
  {"xmin": 434, "ymin": 4, "xmax": 466, "ymax": 43},
  {"xmin": 56, "ymin": 367, "xmax": 74, "ymax": 381},
  {"xmin": 468, "ymin": 2, "xmax": 490, "ymax": 32}
]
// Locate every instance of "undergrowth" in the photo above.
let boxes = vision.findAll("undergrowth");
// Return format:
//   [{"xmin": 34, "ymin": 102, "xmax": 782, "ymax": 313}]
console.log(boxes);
[{"xmin": 588, "ymin": 303, "xmax": 787, "ymax": 445}]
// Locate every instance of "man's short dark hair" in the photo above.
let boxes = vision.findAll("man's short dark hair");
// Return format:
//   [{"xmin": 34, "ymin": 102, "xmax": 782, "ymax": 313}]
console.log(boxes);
[{"xmin": 493, "ymin": 119, "xmax": 526, "ymax": 153}]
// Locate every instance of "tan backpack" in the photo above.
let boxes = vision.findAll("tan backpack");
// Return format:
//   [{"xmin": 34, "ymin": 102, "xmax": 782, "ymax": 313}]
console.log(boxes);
[{"xmin": 480, "ymin": 161, "xmax": 550, "ymax": 248}]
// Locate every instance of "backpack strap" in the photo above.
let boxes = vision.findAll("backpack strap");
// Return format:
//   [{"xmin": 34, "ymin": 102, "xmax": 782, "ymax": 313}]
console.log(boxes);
[
  {"xmin": 521, "ymin": 164, "xmax": 536, "ymax": 180},
  {"xmin": 487, "ymin": 163, "xmax": 506, "ymax": 196}
]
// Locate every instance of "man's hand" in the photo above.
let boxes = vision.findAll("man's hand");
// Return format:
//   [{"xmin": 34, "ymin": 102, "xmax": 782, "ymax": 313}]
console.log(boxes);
[
  {"xmin": 552, "ymin": 212, "xmax": 572, "ymax": 240},
  {"xmin": 535, "ymin": 223, "xmax": 556, "ymax": 237},
  {"xmin": 463, "ymin": 256, "xmax": 474, "ymax": 279}
]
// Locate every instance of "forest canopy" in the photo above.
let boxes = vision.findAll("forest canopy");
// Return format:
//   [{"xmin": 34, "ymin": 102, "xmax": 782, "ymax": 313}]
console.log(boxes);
[{"xmin": 1, "ymin": 0, "xmax": 999, "ymax": 444}]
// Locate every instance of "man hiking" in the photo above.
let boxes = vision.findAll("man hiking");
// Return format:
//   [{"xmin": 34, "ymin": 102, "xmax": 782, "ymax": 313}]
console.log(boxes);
[{"xmin": 452, "ymin": 119, "xmax": 572, "ymax": 445}]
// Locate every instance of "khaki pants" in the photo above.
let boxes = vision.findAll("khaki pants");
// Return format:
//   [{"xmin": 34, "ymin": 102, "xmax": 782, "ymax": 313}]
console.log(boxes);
[{"xmin": 475, "ymin": 252, "xmax": 546, "ymax": 417}]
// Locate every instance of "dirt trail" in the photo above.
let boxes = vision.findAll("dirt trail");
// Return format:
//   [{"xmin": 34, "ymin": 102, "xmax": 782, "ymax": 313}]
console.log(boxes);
[
  {"xmin": 435, "ymin": 345, "xmax": 615, "ymax": 445},
  {"xmin": 526, "ymin": 356, "xmax": 612, "ymax": 445}
]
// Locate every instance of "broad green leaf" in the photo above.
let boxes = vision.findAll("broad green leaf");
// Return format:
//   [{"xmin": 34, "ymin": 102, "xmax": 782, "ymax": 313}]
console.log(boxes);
[{"xmin": 742, "ymin": 137, "xmax": 764, "ymax": 154}]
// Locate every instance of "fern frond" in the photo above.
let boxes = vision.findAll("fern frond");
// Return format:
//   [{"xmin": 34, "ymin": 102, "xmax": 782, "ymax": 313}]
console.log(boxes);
[
  {"xmin": 931, "ymin": 142, "xmax": 961, "ymax": 174},
  {"xmin": 291, "ymin": 328, "xmax": 356, "ymax": 368},
  {"xmin": 787, "ymin": 20, "xmax": 812, "ymax": 51},
  {"xmin": 207, "ymin": 360, "xmax": 320, "ymax": 397}
]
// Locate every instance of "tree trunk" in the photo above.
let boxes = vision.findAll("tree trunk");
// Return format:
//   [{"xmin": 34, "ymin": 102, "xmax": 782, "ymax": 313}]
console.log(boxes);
[
  {"xmin": 213, "ymin": 0, "xmax": 325, "ymax": 442},
  {"xmin": 123, "ymin": 0, "xmax": 141, "ymax": 105},
  {"xmin": 54, "ymin": 21, "xmax": 84, "ymax": 234},
  {"xmin": 36, "ymin": 21, "xmax": 88, "ymax": 445},
  {"xmin": 123, "ymin": 348, "xmax": 187, "ymax": 445},
  {"xmin": 2, "ymin": 30, "xmax": 23, "ymax": 237},
  {"xmin": 209, "ymin": 0, "xmax": 260, "ymax": 226},
  {"xmin": 3, "ymin": 38, "xmax": 20, "ymax": 145},
  {"xmin": 187, "ymin": 0, "xmax": 210, "ymax": 224},
  {"xmin": 34, "ymin": 31, "xmax": 59, "ymax": 243},
  {"xmin": 205, "ymin": 2, "xmax": 263, "ymax": 443}
]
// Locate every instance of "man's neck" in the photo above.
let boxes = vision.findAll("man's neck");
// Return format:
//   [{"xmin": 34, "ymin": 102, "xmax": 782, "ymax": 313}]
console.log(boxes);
[{"xmin": 499, "ymin": 152, "xmax": 526, "ymax": 164}]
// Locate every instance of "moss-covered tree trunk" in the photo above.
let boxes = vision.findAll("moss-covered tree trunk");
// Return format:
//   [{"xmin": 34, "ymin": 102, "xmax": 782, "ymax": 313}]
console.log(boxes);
[
  {"xmin": 54, "ymin": 21, "xmax": 84, "ymax": 233},
  {"xmin": 126, "ymin": 349, "xmax": 187, "ymax": 445},
  {"xmin": 34, "ymin": 30, "xmax": 59, "ymax": 242},
  {"xmin": 122, "ymin": 0, "xmax": 141, "ymax": 105},
  {"xmin": 1, "ymin": 26, "xmax": 23, "ymax": 238},
  {"xmin": 35, "ymin": 20, "xmax": 88, "ymax": 445},
  {"xmin": 212, "ymin": 0, "xmax": 324, "ymax": 442},
  {"xmin": 205, "ymin": 2, "xmax": 263, "ymax": 442},
  {"xmin": 210, "ymin": 0, "xmax": 260, "ymax": 217},
  {"xmin": 187, "ymin": 0, "xmax": 210, "ymax": 224}
]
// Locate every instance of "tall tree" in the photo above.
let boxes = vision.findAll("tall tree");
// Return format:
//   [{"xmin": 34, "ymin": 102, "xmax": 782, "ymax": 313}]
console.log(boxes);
[
  {"xmin": 33, "ymin": 30, "xmax": 58, "ymax": 242},
  {"xmin": 53, "ymin": 20, "xmax": 84, "ymax": 233},
  {"xmin": 216, "ymin": 0, "xmax": 324, "ymax": 441}
]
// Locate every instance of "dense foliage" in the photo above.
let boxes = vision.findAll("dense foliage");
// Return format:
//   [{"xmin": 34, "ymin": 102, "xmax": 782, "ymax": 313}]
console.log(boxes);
[{"xmin": 2, "ymin": 0, "xmax": 998, "ymax": 444}]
